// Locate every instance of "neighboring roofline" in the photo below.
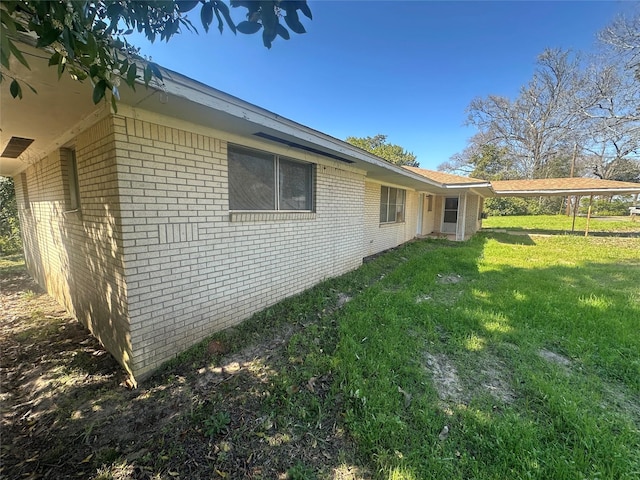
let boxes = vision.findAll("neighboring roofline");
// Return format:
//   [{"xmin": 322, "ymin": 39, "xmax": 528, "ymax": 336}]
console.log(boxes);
[{"xmin": 492, "ymin": 187, "xmax": 640, "ymax": 196}]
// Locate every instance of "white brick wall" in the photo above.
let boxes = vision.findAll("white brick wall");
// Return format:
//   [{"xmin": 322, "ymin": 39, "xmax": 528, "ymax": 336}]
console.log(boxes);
[
  {"xmin": 421, "ymin": 194, "xmax": 436, "ymax": 234},
  {"xmin": 363, "ymin": 181, "xmax": 419, "ymax": 256},
  {"xmin": 16, "ymin": 116, "xmax": 134, "ymax": 377},
  {"xmin": 17, "ymin": 108, "xmax": 487, "ymax": 382},
  {"xmin": 113, "ymin": 111, "xmax": 366, "ymax": 378},
  {"xmin": 464, "ymin": 194, "xmax": 483, "ymax": 238}
]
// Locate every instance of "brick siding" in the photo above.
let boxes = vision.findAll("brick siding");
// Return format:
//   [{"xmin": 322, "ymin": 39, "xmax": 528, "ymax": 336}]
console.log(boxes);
[
  {"xmin": 16, "ymin": 116, "xmax": 133, "ymax": 377},
  {"xmin": 363, "ymin": 181, "xmax": 419, "ymax": 256},
  {"xmin": 113, "ymin": 110, "xmax": 366, "ymax": 379}
]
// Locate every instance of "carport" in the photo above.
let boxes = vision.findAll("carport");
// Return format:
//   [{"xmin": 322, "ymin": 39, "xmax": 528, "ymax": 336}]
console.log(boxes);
[{"xmin": 490, "ymin": 178, "xmax": 640, "ymax": 236}]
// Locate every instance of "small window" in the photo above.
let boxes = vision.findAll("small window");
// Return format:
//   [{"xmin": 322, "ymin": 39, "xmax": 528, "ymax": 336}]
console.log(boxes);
[
  {"xmin": 62, "ymin": 148, "xmax": 80, "ymax": 210},
  {"xmin": 380, "ymin": 186, "xmax": 406, "ymax": 224},
  {"xmin": 427, "ymin": 195, "xmax": 433, "ymax": 212},
  {"xmin": 20, "ymin": 172, "xmax": 30, "ymax": 210},
  {"xmin": 228, "ymin": 145, "xmax": 313, "ymax": 211}
]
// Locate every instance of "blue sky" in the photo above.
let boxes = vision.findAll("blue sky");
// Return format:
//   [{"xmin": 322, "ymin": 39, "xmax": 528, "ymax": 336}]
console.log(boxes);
[{"xmin": 132, "ymin": 1, "xmax": 636, "ymax": 170}]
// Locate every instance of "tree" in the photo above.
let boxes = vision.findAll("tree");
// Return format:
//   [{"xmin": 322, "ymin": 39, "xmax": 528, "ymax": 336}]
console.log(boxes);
[
  {"xmin": 346, "ymin": 134, "xmax": 419, "ymax": 167},
  {"xmin": 599, "ymin": 11, "xmax": 640, "ymax": 81},
  {"xmin": 0, "ymin": 177, "xmax": 21, "ymax": 255},
  {"xmin": 579, "ymin": 15, "xmax": 640, "ymax": 183},
  {"xmin": 466, "ymin": 49, "xmax": 584, "ymax": 179},
  {"xmin": 1, "ymin": 1, "xmax": 312, "ymax": 109},
  {"xmin": 439, "ymin": 133, "xmax": 514, "ymax": 179}
]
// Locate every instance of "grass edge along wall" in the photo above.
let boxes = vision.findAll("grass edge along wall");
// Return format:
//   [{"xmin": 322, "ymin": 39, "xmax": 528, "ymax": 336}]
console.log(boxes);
[{"xmin": 15, "ymin": 108, "xmax": 438, "ymax": 382}]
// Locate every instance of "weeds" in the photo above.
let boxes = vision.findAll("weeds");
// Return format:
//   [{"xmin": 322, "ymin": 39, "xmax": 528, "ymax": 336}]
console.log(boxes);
[{"xmin": 4, "ymin": 229, "xmax": 638, "ymax": 479}]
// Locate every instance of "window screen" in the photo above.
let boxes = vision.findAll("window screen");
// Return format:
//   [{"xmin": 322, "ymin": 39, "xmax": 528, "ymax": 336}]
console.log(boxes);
[
  {"xmin": 228, "ymin": 145, "xmax": 313, "ymax": 211},
  {"xmin": 228, "ymin": 147, "xmax": 276, "ymax": 210},
  {"xmin": 380, "ymin": 186, "xmax": 406, "ymax": 223}
]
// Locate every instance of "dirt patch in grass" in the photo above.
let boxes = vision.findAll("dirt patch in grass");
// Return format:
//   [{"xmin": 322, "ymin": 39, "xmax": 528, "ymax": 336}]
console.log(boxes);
[
  {"xmin": 1, "ymin": 265, "xmax": 369, "ymax": 479},
  {"xmin": 436, "ymin": 273, "xmax": 463, "ymax": 284},
  {"xmin": 538, "ymin": 348, "xmax": 572, "ymax": 368},
  {"xmin": 423, "ymin": 350, "xmax": 516, "ymax": 412},
  {"xmin": 423, "ymin": 353, "xmax": 465, "ymax": 408}
]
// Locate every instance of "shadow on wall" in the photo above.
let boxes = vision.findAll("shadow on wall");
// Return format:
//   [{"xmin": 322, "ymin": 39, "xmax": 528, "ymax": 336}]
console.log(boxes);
[{"xmin": 17, "ymin": 119, "xmax": 135, "ymax": 381}]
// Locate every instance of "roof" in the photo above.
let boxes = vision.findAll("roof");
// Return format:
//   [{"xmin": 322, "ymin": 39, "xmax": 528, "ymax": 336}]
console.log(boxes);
[
  {"xmin": 491, "ymin": 178, "xmax": 640, "ymax": 196},
  {"xmin": 0, "ymin": 39, "xmax": 494, "ymax": 197},
  {"xmin": 403, "ymin": 167, "xmax": 489, "ymax": 186},
  {"xmin": 3, "ymin": 40, "xmax": 639, "ymax": 200}
]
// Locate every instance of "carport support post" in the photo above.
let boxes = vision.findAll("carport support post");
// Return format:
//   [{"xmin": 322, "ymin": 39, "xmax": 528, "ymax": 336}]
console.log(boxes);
[
  {"xmin": 584, "ymin": 195, "xmax": 593, "ymax": 237},
  {"xmin": 571, "ymin": 195, "xmax": 580, "ymax": 233}
]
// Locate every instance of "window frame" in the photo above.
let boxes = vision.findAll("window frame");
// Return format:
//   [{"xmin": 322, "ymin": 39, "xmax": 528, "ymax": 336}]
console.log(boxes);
[
  {"xmin": 379, "ymin": 185, "xmax": 406, "ymax": 224},
  {"xmin": 228, "ymin": 144, "xmax": 314, "ymax": 212},
  {"xmin": 20, "ymin": 172, "xmax": 30, "ymax": 210},
  {"xmin": 61, "ymin": 147, "xmax": 81, "ymax": 212}
]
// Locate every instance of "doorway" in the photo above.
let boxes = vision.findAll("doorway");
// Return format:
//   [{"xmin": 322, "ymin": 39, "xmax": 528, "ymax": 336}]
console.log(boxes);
[{"xmin": 442, "ymin": 196, "xmax": 458, "ymax": 234}]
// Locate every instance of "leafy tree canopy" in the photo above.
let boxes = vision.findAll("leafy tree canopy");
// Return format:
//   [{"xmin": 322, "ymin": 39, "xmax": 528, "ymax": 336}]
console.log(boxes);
[
  {"xmin": 1, "ymin": 1, "xmax": 312, "ymax": 109},
  {"xmin": 346, "ymin": 134, "xmax": 419, "ymax": 167}
]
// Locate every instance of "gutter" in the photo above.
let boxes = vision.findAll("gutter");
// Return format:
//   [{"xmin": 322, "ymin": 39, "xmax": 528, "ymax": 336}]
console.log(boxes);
[{"xmin": 492, "ymin": 188, "xmax": 640, "ymax": 195}]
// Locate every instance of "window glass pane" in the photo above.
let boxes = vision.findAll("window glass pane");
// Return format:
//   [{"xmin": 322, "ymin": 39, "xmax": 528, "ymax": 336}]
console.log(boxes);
[
  {"xmin": 444, "ymin": 210, "xmax": 458, "ymax": 223},
  {"xmin": 445, "ymin": 197, "xmax": 458, "ymax": 210},
  {"xmin": 388, "ymin": 188, "xmax": 398, "ymax": 222},
  {"xmin": 396, "ymin": 189, "xmax": 405, "ymax": 222},
  {"xmin": 228, "ymin": 146, "xmax": 275, "ymax": 210},
  {"xmin": 380, "ymin": 187, "xmax": 389, "ymax": 223},
  {"xmin": 279, "ymin": 158, "xmax": 313, "ymax": 210},
  {"xmin": 380, "ymin": 186, "xmax": 389, "ymax": 223},
  {"xmin": 68, "ymin": 149, "xmax": 80, "ymax": 210}
]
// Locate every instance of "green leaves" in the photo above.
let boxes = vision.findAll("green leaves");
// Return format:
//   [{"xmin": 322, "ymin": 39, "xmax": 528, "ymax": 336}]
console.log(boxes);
[
  {"xmin": 2, "ymin": 1, "xmax": 311, "ymax": 107},
  {"xmin": 276, "ymin": 23, "xmax": 290, "ymax": 40},
  {"xmin": 176, "ymin": 1, "xmax": 201, "ymax": 12},
  {"xmin": 10, "ymin": 79, "xmax": 21, "ymax": 99},
  {"xmin": 236, "ymin": 21, "xmax": 262, "ymax": 34},
  {"xmin": 213, "ymin": 1, "xmax": 236, "ymax": 34},
  {"xmin": 92, "ymin": 80, "xmax": 108, "ymax": 104},
  {"xmin": 7, "ymin": 38, "xmax": 30, "ymax": 69},
  {"xmin": 201, "ymin": 2, "xmax": 214, "ymax": 32},
  {"xmin": 126, "ymin": 63, "xmax": 137, "ymax": 89},
  {"xmin": 284, "ymin": 10, "xmax": 305, "ymax": 35},
  {"xmin": 345, "ymin": 135, "xmax": 419, "ymax": 167}
]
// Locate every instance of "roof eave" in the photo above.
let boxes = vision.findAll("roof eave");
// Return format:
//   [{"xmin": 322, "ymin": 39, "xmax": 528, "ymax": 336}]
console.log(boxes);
[{"xmin": 492, "ymin": 187, "xmax": 640, "ymax": 196}]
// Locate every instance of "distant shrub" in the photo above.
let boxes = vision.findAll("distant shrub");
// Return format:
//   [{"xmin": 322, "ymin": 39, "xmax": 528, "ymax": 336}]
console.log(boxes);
[
  {"xmin": 0, "ymin": 177, "xmax": 22, "ymax": 255},
  {"xmin": 485, "ymin": 196, "xmax": 567, "ymax": 217},
  {"xmin": 580, "ymin": 198, "xmax": 633, "ymax": 216},
  {"xmin": 484, "ymin": 197, "xmax": 531, "ymax": 216}
]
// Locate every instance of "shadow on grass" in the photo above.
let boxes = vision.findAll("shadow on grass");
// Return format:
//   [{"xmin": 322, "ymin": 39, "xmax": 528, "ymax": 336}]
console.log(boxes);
[
  {"xmin": 483, "ymin": 227, "xmax": 640, "ymax": 238},
  {"xmin": 488, "ymin": 232, "xmax": 536, "ymax": 245},
  {"xmin": 335, "ymin": 233, "xmax": 640, "ymax": 479},
  {"xmin": 2, "ymin": 239, "xmax": 440, "ymax": 479},
  {"xmin": 3, "ymin": 234, "xmax": 638, "ymax": 479}
]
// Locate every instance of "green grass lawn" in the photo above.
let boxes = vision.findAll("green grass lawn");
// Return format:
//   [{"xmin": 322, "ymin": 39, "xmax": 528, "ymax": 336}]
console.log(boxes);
[
  {"xmin": 482, "ymin": 214, "xmax": 640, "ymax": 234},
  {"xmin": 4, "ymin": 231, "xmax": 639, "ymax": 479},
  {"xmin": 280, "ymin": 233, "xmax": 640, "ymax": 479}
]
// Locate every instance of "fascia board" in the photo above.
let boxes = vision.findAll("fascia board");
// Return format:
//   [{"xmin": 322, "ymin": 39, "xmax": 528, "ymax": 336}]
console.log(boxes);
[{"xmin": 157, "ymin": 69, "xmax": 445, "ymax": 190}]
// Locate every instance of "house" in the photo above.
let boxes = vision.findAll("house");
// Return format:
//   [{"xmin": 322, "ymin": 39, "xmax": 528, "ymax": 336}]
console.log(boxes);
[
  {"xmin": 2, "ymin": 42, "xmax": 638, "ymax": 383},
  {"xmin": 1, "ymin": 43, "xmax": 494, "ymax": 382}
]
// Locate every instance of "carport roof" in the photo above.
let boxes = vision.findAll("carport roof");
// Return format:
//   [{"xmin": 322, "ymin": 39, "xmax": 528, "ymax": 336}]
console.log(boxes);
[{"xmin": 491, "ymin": 178, "xmax": 640, "ymax": 196}]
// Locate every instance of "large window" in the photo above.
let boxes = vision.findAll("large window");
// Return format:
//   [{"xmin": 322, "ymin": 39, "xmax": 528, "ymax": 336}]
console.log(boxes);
[
  {"xmin": 379, "ymin": 186, "xmax": 406, "ymax": 223},
  {"xmin": 228, "ymin": 145, "xmax": 313, "ymax": 211}
]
